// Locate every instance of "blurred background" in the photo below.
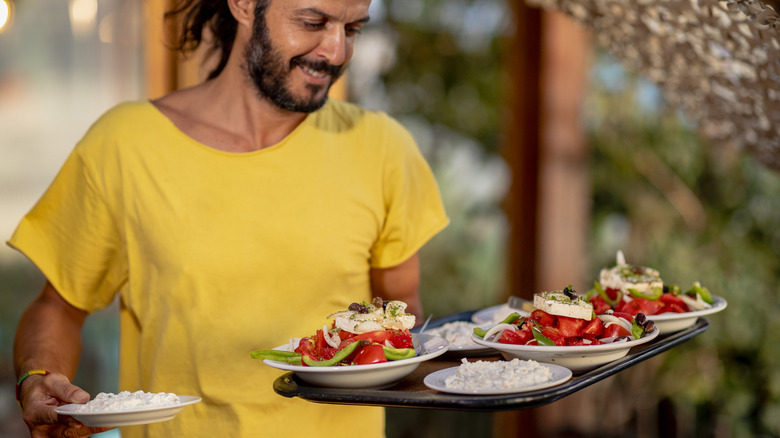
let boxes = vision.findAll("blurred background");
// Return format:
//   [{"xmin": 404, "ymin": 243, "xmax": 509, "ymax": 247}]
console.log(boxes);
[{"xmin": 1, "ymin": 0, "xmax": 779, "ymax": 437}]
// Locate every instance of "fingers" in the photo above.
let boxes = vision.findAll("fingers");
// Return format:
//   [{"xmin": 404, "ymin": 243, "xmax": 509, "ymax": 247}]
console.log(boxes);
[
  {"xmin": 21, "ymin": 373, "xmax": 94, "ymax": 436},
  {"xmin": 49, "ymin": 375, "xmax": 90, "ymax": 404}
]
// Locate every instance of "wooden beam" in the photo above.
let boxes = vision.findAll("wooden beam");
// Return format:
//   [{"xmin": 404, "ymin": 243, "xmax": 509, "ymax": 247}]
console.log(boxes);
[
  {"xmin": 144, "ymin": 0, "xmax": 177, "ymax": 99},
  {"xmin": 501, "ymin": 0, "xmax": 543, "ymax": 302},
  {"xmin": 494, "ymin": 1, "xmax": 543, "ymax": 436}
]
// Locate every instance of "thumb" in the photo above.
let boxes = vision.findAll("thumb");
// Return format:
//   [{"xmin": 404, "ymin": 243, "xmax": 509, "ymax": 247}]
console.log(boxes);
[{"xmin": 49, "ymin": 375, "xmax": 90, "ymax": 404}]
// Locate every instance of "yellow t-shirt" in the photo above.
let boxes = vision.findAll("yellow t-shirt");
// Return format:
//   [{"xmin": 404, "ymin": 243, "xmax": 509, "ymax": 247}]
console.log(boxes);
[{"xmin": 8, "ymin": 99, "xmax": 449, "ymax": 437}]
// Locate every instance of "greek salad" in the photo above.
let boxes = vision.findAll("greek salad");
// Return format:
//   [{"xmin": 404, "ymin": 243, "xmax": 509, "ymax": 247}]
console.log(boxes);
[
  {"xmin": 585, "ymin": 251, "xmax": 714, "ymax": 317},
  {"xmin": 250, "ymin": 298, "xmax": 417, "ymax": 366},
  {"xmin": 474, "ymin": 286, "xmax": 656, "ymax": 346}
]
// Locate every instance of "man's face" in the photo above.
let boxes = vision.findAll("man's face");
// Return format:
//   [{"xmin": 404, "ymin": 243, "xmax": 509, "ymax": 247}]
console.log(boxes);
[{"xmin": 245, "ymin": 0, "xmax": 371, "ymax": 113}]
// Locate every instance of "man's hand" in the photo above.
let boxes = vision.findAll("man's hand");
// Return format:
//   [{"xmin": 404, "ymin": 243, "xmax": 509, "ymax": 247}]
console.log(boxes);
[{"xmin": 20, "ymin": 372, "xmax": 114, "ymax": 437}]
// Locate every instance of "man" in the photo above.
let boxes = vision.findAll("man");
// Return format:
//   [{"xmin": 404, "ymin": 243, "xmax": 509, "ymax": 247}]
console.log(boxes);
[{"xmin": 9, "ymin": 0, "xmax": 449, "ymax": 436}]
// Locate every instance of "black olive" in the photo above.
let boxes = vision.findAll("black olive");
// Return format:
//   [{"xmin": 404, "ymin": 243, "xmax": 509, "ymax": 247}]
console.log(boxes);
[
  {"xmin": 614, "ymin": 335, "xmax": 632, "ymax": 343},
  {"xmin": 635, "ymin": 313, "xmax": 647, "ymax": 326},
  {"xmin": 348, "ymin": 302, "xmax": 369, "ymax": 314},
  {"xmin": 644, "ymin": 321, "xmax": 655, "ymax": 333},
  {"xmin": 563, "ymin": 286, "xmax": 577, "ymax": 300}
]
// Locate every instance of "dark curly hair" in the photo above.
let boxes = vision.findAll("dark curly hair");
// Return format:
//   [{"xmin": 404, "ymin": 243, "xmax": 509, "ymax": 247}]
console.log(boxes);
[{"xmin": 165, "ymin": 0, "xmax": 270, "ymax": 80}]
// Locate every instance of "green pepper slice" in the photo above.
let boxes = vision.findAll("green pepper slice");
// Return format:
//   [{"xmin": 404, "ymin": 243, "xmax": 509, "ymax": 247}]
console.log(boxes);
[
  {"xmin": 532, "ymin": 326, "xmax": 555, "ymax": 346},
  {"xmin": 593, "ymin": 281, "xmax": 621, "ymax": 306},
  {"xmin": 500, "ymin": 312, "xmax": 522, "ymax": 325},
  {"xmin": 685, "ymin": 282, "xmax": 714, "ymax": 305},
  {"xmin": 250, "ymin": 350, "xmax": 303, "ymax": 364},
  {"xmin": 473, "ymin": 312, "xmax": 522, "ymax": 339},
  {"xmin": 382, "ymin": 346, "xmax": 416, "ymax": 361},
  {"xmin": 628, "ymin": 286, "xmax": 663, "ymax": 300},
  {"xmin": 302, "ymin": 340, "xmax": 361, "ymax": 367},
  {"xmin": 631, "ymin": 320, "xmax": 644, "ymax": 340}
]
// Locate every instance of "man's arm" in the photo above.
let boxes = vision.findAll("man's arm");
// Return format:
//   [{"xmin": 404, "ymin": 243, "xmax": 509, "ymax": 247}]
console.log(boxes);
[
  {"xmin": 14, "ymin": 281, "xmax": 112, "ymax": 436},
  {"xmin": 369, "ymin": 253, "xmax": 423, "ymax": 322}
]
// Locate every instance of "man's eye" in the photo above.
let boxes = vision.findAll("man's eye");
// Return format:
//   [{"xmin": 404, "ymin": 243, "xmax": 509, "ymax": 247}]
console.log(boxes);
[
  {"xmin": 345, "ymin": 26, "xmax": 362, "ymax": 37},
  {"xmin": 304, "ymin": 21, "xmax": 325, "ymax": 30}
]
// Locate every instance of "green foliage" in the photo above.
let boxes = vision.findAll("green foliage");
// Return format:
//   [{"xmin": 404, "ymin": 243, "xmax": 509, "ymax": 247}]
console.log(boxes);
[
  {"xmin": 587, "ymin": 53, "xmax": 780, "ymax": 436},
  {"xmin": 358, "ymin": 0, "xmax": 512, "ymax": 319}
]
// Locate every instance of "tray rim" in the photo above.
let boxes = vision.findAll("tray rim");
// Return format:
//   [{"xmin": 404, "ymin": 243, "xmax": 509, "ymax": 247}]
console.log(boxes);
[{"xmin": 272, "ymin": 313, "xmax": 710, "ymax": 411}]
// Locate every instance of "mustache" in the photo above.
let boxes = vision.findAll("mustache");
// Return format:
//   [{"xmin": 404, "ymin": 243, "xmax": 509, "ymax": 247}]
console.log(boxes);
[{"xmin": 291, "ymin": 57, "xmax": 343, "ymax": 76}]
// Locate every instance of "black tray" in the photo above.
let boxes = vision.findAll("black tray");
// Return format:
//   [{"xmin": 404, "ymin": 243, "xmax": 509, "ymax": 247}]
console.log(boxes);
[{"xmin": 273, "ymin": 313, "xmax": 709, "ymax": 411}]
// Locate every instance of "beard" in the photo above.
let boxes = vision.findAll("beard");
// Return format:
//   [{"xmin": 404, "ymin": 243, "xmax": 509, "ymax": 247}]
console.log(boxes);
[{"xmin": 244, "ymin": 13, "xmax": 345, "ymax": 113}]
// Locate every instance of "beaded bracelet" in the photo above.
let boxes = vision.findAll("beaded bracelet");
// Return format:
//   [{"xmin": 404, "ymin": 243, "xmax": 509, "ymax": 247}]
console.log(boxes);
[{"xmin": 15, "ymin": 370, "xmax": 50, "ymax": 409}]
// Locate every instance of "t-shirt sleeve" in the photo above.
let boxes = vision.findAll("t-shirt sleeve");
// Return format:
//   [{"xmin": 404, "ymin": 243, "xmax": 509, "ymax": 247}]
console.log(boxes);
[
  {"xmin": 7, "ymin": 117, "xmax": 128, "ymax": 312},
  {"xmin": 370, "ymin": 116, "xmax": 449, "ymax": 268}
]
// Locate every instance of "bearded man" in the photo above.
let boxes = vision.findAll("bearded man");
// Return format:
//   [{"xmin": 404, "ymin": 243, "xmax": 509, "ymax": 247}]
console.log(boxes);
[{"xmin": 9, "ymin": 1, "xmax": 448, "ymax": 436}]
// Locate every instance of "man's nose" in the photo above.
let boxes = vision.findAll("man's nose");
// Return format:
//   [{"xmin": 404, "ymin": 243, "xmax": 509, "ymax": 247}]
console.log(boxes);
[{"xmin": 317, "ymin": 27, "xmax": 349, "ymax": 67}]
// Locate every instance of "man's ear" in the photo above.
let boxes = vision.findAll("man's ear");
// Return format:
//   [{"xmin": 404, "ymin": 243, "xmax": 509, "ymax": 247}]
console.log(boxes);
[{"xmin": 227, "ymin": 0, "xmax": 256, "ymax": 28}]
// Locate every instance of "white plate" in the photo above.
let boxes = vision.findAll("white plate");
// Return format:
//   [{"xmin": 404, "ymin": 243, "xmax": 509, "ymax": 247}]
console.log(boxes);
[
  {"xmin": 262, "ymin": 334, "xmax": 450, "ymax": 388},
  {"xmin": 426, "ymin": 322, "xmax": 497, "ymax": 357},
  {"xmin": 648, "ymin": 295, "xmax": 727, "ymax": 333},
  {"xmin": 424, "ymin": 363, "xmax": 572, "ymax": 395},
  {"xmin": 471, "ymin": 304, "xmax": 527, "ymax": 325},
  {"xmin": 54, "ymin": 396, "xmax": 201, "ymax": 427},
  {"xmin": 471, "ymin": 327, "xmax": 660, "ymax": 373}
]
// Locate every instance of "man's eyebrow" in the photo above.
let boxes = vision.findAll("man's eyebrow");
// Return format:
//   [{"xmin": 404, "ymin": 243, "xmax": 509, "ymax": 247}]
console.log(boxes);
[{"xmin": 296, "ymin": 7, "xmax": 371, "ymax": 24}]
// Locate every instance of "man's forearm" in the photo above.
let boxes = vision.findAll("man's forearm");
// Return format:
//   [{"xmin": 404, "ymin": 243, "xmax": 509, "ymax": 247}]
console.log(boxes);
[
  {"xmin": 370, "ymin": 253, "xmax": 423, "ymax": 322},
  {"xmin": 14, "ymin": 282, "xmax": 86, "ymax": 379}
]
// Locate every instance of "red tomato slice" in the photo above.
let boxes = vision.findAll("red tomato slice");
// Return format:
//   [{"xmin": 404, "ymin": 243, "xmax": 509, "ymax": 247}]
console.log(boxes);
[
  {"xmin": 556, "ymin": 316, "xmax": 587, "ymax": 338},
  {"xmin": 581, "ymin": 318, "xmax": 604, "ymax": 339},
  {"xmin": 315, "ymin": 330, "xmax": 329, "ymax": 352},
  {"xmin": 339, "ymin": 330, "xmax": 392, "ymax": 349},
  {"xmin": 659, "ymin": 303, "xmax": 688, "ymax": 313},
  {"xmin": 617, "ymin": 298, "xmax": 664, "ymax": 316},
  {"xmin": 294, "ymin": 337, "xmax": 317, "ymax": 358},
  {"xmin": 540, "ymin": 326, "xmax": 567, "ymax": 346},
  {"xmin": 659, "ymin": 293, "xmax": 691, "ymax": 312},
  {"xmin": 602, "ymin": 323, "xmax": 631, "ymax": 338},
  {"xmin": 499, "ymin": 328, "xmax": 533, "ymax": 345},
  {"xmin": 565, "ymin": 338, "xmax": 591, "ymax": 346},
  {"xmin": 611, "ymin": 311, "xmax": 636, "ymax": 323},
  {"xmin": 605, "ymin": 288, "xmax": 621, "ymax": 301},
  {"xmin": 530, "ymin": 309, "xmax": 556, "ymax": 327},
  {"xmin": 589, "ymin": 296, "xmax": 612, "ymax": 315},
  {"xmin": 388, "ymin": 330, "xmax": 414, "ymax": 349},
  {"xmin": 352, "ymin": 344, "xmax": 388, "ymax": 365}
]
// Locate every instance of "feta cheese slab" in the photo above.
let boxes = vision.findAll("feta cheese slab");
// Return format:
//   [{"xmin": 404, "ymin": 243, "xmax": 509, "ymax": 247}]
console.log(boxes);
[
  {"xmin": 599, "ymin": 250, "xmax": 663, "ymax": 295},
  {"xmin": 534, "ymin": 291, "xmax": 593, "ymax": 320}
]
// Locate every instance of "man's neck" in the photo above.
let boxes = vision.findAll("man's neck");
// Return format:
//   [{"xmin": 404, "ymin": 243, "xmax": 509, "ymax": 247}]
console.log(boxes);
[{"xmin": 152, "ymin": 70, "xmax": 309, "ymax": 153}]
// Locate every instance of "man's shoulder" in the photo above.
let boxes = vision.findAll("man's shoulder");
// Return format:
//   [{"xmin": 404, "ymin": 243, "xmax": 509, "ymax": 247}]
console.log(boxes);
[
  {"xmin": 94, "ymin": 100, "xmax": 156, "ymax": 125},
  {"xmin": 320, "ymin": 99, "xmax": 406, "ymax": 132},
  {"xmin": 75, "ymin": 101, "xmax": 163, "ymax": 156}
]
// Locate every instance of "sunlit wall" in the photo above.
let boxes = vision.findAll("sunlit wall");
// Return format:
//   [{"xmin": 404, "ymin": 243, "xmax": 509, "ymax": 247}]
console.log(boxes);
[
  {"xmin": 0, "ymin": 1, "xmax": 143, "ymax": 436},
  {"xmin": 0, "ymin": 0, "xmax": 143, "ymax": 262}
]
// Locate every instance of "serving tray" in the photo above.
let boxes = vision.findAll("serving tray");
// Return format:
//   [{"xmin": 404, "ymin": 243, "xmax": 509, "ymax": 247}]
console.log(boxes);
[{"xmin": 272, "ymin": 312, "xmax": 709, "ymax": 411}]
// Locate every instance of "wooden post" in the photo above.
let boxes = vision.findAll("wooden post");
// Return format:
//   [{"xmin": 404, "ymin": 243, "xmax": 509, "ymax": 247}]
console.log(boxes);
[
  {"xmin": 501, "ymin": 0, "xmax": 543, "ymax": 302},
  {"xmin": 496, "ymin": 2, "xmax": 590, "ymax": 436},
  {"xmin": 144, "ymin": 0, "xmax": 178, "ymax": 98},
  {"xmin": 494, "ymin": 1, "xmax": 544, "ymax": 437}
]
